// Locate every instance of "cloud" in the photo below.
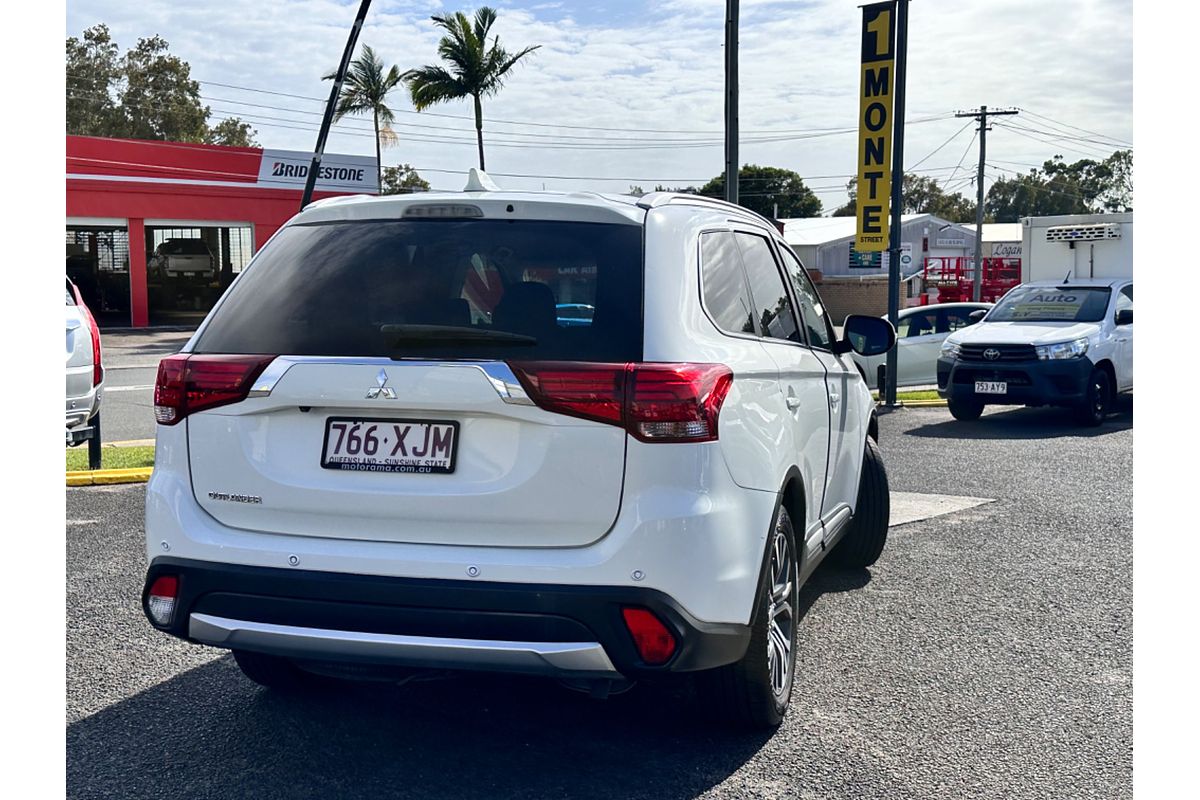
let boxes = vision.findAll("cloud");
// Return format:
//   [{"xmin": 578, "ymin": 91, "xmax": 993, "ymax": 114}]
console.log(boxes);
[{"xmin": 67, "ymin": 0, "xmax": 1131, "ymax": 206}]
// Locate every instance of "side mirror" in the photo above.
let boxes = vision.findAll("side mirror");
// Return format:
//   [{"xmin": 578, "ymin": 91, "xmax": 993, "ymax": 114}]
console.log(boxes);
[
  {"xmin": 968, "ymin": 309, "xmax": 987, "ymax": 324},
  {"xmin": 835, "ymin": 314, "xmax": 896, "ymax": 357},
  {"xmin": 1115, "ymin": 308, "xmax": 1133, "ymax": 325}
]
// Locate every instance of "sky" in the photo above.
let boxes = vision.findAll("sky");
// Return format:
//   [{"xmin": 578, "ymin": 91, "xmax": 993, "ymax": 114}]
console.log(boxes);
[{"xmin": 65, "ymin": 0, "xmax": 1133, "ymax": 209}]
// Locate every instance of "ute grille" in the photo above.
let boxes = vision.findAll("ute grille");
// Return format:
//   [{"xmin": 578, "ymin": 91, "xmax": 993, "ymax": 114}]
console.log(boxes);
[{"xmin": 959, "ymin": 343, "xmax": 1036, "ymax": 362}]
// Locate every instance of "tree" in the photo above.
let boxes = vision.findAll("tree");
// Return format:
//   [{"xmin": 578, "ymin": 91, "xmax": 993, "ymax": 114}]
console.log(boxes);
[
  {"xmin": 698, "ymin": 165, "xmax": 822, "ymax": 218},
  {"xmin": 207, "ymin": 117, "xmax": 259, "ymax": 147},
  {"xmin": 985, "ymin": 150, "xmax": 1133, "ymax": 221},
  {"xmin": 323, "ymin": 44, "xmax": 403, "ymax": 191},
  {"xmin": 832, "ymin": 174, "xmax": 976, "ymax": 221},
  {"xmin": 66, "ymin": 24, "xmax": 259, "ymax": 146},
  {"xmin": 404, "ymin": 7, "xmax": 540, "ymax": 170},
  {"xmin": 65, "ymin": 24, "xmax": 122, "ymax": 137},
  {"xmin": 120, "ymin": 34, "xmax": 210, "ymax": 142},
  {"xmin": 381, "ymin": 164, "xmax": 431, "ymax": 194}
]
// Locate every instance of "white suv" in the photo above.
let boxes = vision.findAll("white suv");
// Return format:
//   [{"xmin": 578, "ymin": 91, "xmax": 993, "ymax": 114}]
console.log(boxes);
[{"xmin": 142, "ymin": 179, "xmax": 895, "ymax": 727}]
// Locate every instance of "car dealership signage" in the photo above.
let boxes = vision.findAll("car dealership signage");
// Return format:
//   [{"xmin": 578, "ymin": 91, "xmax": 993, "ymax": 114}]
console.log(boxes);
[
  {"xmin": 257, "ymin": 149, "xmax": 379, "ymax": 193},
  {"xmin": 855, "ymin": 2, "xmax": 896, "ymax": 253}
]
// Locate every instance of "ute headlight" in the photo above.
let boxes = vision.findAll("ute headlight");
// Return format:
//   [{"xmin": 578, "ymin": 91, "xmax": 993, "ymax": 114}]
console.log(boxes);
[
  {"xmin": 940, "ymin": 340, "xmax": 962, "ymax": 360},
  {"xmin": 1035, "ymin": 337, "xmax": 1089, "ymax": 360}
]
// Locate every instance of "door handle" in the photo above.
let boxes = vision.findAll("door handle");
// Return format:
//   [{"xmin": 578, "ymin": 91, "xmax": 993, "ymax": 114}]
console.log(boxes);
[
  {"xmin": 829, "ymin": 392, "xmax": 840, "ymax": 408},
  {"xmin": 786, "ymin": 395, "xmax": 802, "ymax": 410}
]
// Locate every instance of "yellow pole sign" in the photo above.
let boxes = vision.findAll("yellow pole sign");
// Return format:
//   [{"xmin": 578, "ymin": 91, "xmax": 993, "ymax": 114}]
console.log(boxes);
[{"xmin": 856, "ymin": 1, "xmax": 896, "ymax": 252}]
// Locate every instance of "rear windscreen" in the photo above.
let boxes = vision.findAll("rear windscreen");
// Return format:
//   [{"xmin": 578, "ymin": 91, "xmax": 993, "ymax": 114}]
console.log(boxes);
[
  {"xmin": 193, "ymin": 219, "xmax": 644, "ymax": 361},
  {"xmin": 164, "ymin": 239, "xmax": 210, "ymax": 255}
]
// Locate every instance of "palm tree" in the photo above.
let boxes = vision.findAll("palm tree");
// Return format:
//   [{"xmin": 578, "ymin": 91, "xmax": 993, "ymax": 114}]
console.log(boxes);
[
  {"xmin": 404, "ymin": 7, "xmax": 540, "ymax": 170},
  {"xmin": 323, "ymin": 44, "xmax": 403, "ymax": 191}
]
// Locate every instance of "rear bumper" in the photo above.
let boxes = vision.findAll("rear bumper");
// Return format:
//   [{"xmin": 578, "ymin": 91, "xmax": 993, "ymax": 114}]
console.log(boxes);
[
  {"xmin": 143, "ymin": 557, "xmax": 751, "ymax": 678},
  {"xmin": 937, "ymin": 356, "xmax": 1092, "ymax": 406}
]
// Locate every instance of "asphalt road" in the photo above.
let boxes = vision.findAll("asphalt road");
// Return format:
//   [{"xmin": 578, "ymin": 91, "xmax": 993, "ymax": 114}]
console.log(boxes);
[
  {"xmin": 66, "ymin": 401, "xmax": 1132, "ymax": 799},
  {"xmin": 92, "ymin": 330, "xmax": 193, "ymax": 443}
]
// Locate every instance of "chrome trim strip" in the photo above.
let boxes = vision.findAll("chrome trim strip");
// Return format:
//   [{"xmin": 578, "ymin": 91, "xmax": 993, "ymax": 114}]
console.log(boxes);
[
  {"xmin": 189, "ymin": 613, "xmax": 620, "ymax": 677},
  {"xmin": 245, "ymin": 357, "xmax": 534, "ymax": 406}
]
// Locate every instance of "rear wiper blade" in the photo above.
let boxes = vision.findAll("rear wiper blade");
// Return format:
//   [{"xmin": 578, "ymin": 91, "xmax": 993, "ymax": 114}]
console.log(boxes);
[{"xmin": 381, "ymin": 324, "xmax": 537, "ymax": 346}]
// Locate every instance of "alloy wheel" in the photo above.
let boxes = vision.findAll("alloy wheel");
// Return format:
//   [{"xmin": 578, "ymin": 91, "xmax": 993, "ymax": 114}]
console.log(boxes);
[{"xmin": 766, "ymin": 518, "xmax": 797, "ymax": 697}]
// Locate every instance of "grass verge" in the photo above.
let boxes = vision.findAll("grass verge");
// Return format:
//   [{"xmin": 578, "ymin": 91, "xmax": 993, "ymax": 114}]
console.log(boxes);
[
  {"xmin": 66, "ymin": 445, "xmax": 156, "ymax": 472},
  {"xmin": 872, "ymin": 389, "xmax": 942, "ymax": 402}
]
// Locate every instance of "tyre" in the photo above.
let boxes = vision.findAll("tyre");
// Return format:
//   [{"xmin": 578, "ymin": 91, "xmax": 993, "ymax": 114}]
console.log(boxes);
[
  {"xmin": 948, "ymin": 396, "xmax": 984, "ymax": 421},
  {"xmin": 1074, "ymin": 367, "xmax": 1111, "ymax": 427},
  {"xmin": 233, "ymin": 650, "xmax": 313, "ymax": 691},
  {"xmin": 701, "ymin": 505, "xmax": 799, "ymax": 728},
  {"xmin": 829, "ymin": 437, "xmax": 890, "ymax": 569}
]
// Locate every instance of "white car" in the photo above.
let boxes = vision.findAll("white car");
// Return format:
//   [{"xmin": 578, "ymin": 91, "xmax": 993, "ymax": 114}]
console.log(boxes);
[
  {"xmin": 149, "ymin": 238, "xmax": 215, "ymax": 278},
  {"xmin": 141, "ymin": 179, "xmax": 895, "ymax": 728},
  {"xmin": 851, "ymin": 302, "xmax": 992, "ymax": 388},
  {"xmin": 66, "ymin": 278, "xmax": 103, "ymax": 446},
  {"xmin": 937, "ymin": 278, "xmax": 1132, "ymax": 425}
]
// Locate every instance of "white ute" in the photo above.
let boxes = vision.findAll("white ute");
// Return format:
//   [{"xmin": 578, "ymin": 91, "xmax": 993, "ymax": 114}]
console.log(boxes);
[
  {"xmin": 937, "ymin": 277, "xmax": 1132, "ymax": 425},
  {"xmin": 142, "ymin": 175, "xmax": 896, "ymax": 728}
]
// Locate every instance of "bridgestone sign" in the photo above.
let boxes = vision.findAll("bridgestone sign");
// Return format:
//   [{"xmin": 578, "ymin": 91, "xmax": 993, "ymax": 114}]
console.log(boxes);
[
  {"xmin": 256, "ymin": 149, "xmax": 379, "ymax": 193},
  {"xmin": 856, "ymin": 2, "xmax": 897, "ymax": 253}
]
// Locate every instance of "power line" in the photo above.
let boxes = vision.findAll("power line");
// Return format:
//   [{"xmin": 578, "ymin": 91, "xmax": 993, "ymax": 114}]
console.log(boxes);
[
  {"xmin": 177, "ymin": 75, "xmax": 962, "ymax": 137},
  {"xmin": 907, "ymin": 120, "xmax": 973, "ymax": 171},
  {"xmin": 1016, "ymin": 108, "xmax": 1131, "ymax": 148},
  {"xmin": 991, "ymin": 122, "xmax": 1117, "ymax": 160}
]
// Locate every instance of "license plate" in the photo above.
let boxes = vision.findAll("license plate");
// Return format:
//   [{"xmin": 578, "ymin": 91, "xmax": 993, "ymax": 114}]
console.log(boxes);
[
  {"xmin": 321, "ymin": 417, "xmax": 459, "ymax": 474},
  {"xmin": 975, "ymin": 381, "xmax": 1007, "ymax": 395}
]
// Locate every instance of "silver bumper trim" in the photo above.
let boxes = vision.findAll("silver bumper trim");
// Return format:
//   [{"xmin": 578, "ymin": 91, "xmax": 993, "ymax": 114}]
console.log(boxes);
[{"xmin": 189, "ymin": 613, "xmax": 620, "ymax": 678}]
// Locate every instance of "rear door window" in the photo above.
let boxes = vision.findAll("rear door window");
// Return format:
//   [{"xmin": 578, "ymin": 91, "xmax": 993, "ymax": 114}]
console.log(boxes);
[
  {"xmin": 700, "ymin": 231, "xmax": 756, "ymax": 335},
  {"xmin": 735, "ymin": 233, "xmax": 799, "ymax": 343},
  {"xmin": 193, "ymin": 219, "xmax": 644, "ymax": 362}
]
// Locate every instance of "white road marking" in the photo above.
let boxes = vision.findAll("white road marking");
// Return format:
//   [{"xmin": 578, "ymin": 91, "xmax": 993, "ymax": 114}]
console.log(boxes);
[{"xmin": 889, "ymin": 491, "xmax": 993, "ymax": 527}]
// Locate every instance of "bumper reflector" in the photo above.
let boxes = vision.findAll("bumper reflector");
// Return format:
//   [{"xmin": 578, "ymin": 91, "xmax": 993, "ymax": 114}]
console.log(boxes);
[{"xmin": 621, "ymin": 607, "xmax": 676, "ymax": 665}]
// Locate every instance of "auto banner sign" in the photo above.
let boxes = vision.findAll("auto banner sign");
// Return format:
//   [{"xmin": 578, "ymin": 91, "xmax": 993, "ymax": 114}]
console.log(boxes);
[{"xmin": 856, "ymin": 1, "xmax": 897, "ymax": 252}]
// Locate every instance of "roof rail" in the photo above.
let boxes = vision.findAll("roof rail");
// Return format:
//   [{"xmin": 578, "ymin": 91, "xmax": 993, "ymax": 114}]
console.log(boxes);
[{"xmin": 636, "ymin": 191, "xmax": 778, "ymax": 229}]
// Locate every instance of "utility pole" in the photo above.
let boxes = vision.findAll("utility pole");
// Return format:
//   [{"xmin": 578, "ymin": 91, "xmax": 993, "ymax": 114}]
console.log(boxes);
[
  {"xmin": 884, "ymin": 0, "xmax": 910, "ymax": 409},
  {"xmin": 301, "ymin": 0, "xmax": 374, "ymax": 210},
  {"xmin": 724, "ymin": 0, "xmax": 739, "ymax": 205},
  {"xmin": 955, "ymin": 105, "xmax": 1018, "ymax": 300}
]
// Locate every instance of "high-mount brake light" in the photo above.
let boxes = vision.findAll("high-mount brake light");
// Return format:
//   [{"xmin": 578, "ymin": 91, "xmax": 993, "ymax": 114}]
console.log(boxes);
[
  {"xmin": 508, "ymin": 362, "xmax": 733, "ymax": 443},
  {"xmin": 402, "ymin": 204, "xmax": 484, "ymax": 218},
  {"xmin": 154, "ymin": 354, "xmax": 276, "ymax": 425}
]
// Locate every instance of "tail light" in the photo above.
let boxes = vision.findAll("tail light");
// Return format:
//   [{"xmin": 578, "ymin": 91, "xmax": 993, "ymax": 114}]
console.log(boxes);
[
  {"xmin": 154, "ymin": 354, "xmax": 275, "ymax": 425},
  {"xmin": 72, "ymin": 285, "xmax": 103, "ymax": 387},
  {"xmin": 146, "ymin": 575, "xmax": 179, "ymax": 626},
  {"xmin": 621, "ymin": 607, "xmax": 677, "ymax": 665},
  {"xmin": 508, "ymin": 362, "xmax": 732, "ymax": 443}
]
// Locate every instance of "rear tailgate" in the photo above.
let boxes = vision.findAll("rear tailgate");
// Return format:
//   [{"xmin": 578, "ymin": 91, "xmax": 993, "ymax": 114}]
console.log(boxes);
[{"xmin": 187, "ymin": 359, "xmax": 625, "ymax": 547}]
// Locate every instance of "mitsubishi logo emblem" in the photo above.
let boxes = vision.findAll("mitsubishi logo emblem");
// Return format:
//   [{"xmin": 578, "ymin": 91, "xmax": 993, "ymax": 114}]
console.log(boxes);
[
  {"xmin": 365, "ymin": 369, "xmax": 397, "ymax": 399},
  {"xmin": 983, "ymin": 348, "xmax": 1001, "ymax": 361}
]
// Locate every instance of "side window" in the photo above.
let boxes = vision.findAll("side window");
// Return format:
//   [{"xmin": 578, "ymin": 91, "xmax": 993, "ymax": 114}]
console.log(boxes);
[
  {"xmin": 700, "ymin": 231, "xmax": 755, "ymax": 335},
  {"xmin": 1115, "ymin": 284, "xmax": 1133, "ymax": 317},
  {"xmin": 897, "ymin": 310, "xmax": 938, "ymax": 338},
  {"xmin": 939, "ymin": 307, "xmax": 978, "ymax": 333},
  {"xmin": 778, "ymin": 245, "xmax": 834, "ymax": 349},
  {"xmin": 735, "ymin": 233, "xmax": 799, "ymax": 342}
]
